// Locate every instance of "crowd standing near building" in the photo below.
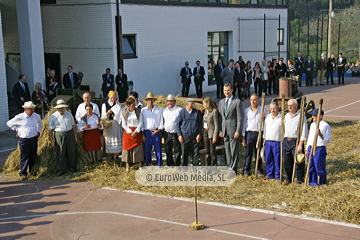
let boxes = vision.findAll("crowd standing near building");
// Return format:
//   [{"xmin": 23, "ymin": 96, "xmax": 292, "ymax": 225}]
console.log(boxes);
[{"xmin": 9, "ymin": 51, "xmax": 348, "ymax": 187}]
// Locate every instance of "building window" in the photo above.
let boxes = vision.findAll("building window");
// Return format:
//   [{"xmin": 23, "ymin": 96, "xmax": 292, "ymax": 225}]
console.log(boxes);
[
  {"xmin": 123, "ymin": 34, "xmax": 137, "ymax": 59},
  {"xmin": 208, "ymin": 32, "xmax": 228, "ymax": 85},
  {"xmin": 40, "ymin": 0, "xmax": 56, "ymax": 4},
  {"xmin": 277, "ymin": 28, "xmax": 284, "ymax": 45}
]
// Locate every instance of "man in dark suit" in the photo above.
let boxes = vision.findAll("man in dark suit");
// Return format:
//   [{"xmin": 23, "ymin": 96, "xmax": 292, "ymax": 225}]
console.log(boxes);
[
  {"xmin": 180, "ymin": 61, "xmax": 192, "ymax": 97},
  {"xmin": 218, "ymin": 83, "xmax": 243, "ymax": 174},
  {"xmin": 221, "ymin": 61, "xmax": 234, "ymax": 86},
  {"xmin": 337, "ymin": 53, "xmax": 347, "ymax": 85},
  {"xmin": 304, "ymin": 55, "xmax": 314, "ymax": 86},
  {"xmin": 101, "ymin": 68, "xmax": 115, "ymax": 98},
  {"xmin": 116, "ymin": 68, "xmax": 128, "ymax": 103},
  {"xmin": 47, "ymin": 77, "xmax": 60, "ymax": 104},
  {"xmin": 236, "ymin": 56, "xmax": 245, "ymax": 65},
  {"xmin": 316, "ymin": 53, "xmax": 326, "ymax": 86},
  {"xmin": 233, "ymin": 62, "xmax": 245, "ymax": 101},
  {"xmin": 294, "ymin": 52, "xmax": 304, "ymax": 87},
  {"xmin": 63, "ymin": 65, "xmax": 79, "ymax": 89},
  {"xmin": 193, "ymin": 60, "xmax": 205, "ymax": 98},
  {"xmin": 213, "ymin": 59, "xmax": 225, "ymax": 99},
  {"xmin": 12, "ymin": 74, "xmax": 31, "ymax": 113}
]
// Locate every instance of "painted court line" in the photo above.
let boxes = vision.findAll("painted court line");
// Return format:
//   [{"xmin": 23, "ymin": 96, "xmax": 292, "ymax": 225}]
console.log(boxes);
[
  {"xmin": 115, "ymin": 188, "xmax": 360, "ymax": 229},
  {"xmin": 325, "ymin": 115, "xmax": 360, "ymax": 118},
  {"xmin": 0, "ymin": 211, "xmax": 267, "ymax": 240},
  {"xmin": 324, "ymin": 100, "xmax": 360, "ymax": 113}
]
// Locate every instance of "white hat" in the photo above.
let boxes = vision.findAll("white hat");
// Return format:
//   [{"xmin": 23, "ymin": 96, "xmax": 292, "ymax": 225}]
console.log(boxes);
[
  {"xmin": 54, "ymin": 99, "xmax": 69, "ymax": 109},
  {"xmin": 166, "ymin": 94, "xmax": 175, "ymax": 101},
  {"xmin": 22, "ymin": 101, "xmax": 36, "ymax": 109}
]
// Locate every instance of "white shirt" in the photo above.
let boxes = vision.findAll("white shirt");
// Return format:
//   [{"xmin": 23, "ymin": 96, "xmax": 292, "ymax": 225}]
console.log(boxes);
[
  {"xmin": 77, "ymin": 113, "xmax": 103, "ymax": 132},
  {"xmin": 242, "ymin": 106, "xmax": 268, "ymax": 136},
  {"xmin": 306, "ymin": 120, "xmax": 331, "ymax": 149},
  {"xmin": 163, "ymin": 105, "xmax": 182, "ymax": 133},
  {"xmin": 48, "ymin": 111, "xmax": 75, "ymax": 132},
  {"xmin": 141, "ymin": 105, "xmax": 164, "ymax": 131},
  {"xmin": 101, "ymin": 101, "xmax": 122, "ymax": 124},
  {"xmin": 75, "ymin": 102, "xmax": 100, "ymax": 122},
  {"xmin": 7, "ymin": 112, "xmax": 42, "ymax": 138},
  {"xmin": 263, "ymin": 113, "xmax": 282, "ymax": 141},
  {"xmin": 284, "ymin": 111, "xmax": 308, "ymax": 141},
  {"xmin": 121, "ymin": 110, "xmax": 142, "ymax": 134}
]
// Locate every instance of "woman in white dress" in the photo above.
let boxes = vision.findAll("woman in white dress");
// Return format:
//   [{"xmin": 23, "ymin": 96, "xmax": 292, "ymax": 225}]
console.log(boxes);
[{"xmin": 101, "ymin": 90, "xmax": 123, "ymax": 156}]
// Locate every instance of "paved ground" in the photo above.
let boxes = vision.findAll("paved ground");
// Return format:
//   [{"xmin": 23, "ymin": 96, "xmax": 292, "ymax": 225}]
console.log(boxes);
[{"xmin": 1, "ymin": 77, "xmax": 359, "ymax": 239}]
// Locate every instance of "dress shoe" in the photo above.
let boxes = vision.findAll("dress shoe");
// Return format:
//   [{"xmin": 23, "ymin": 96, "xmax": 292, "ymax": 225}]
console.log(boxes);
[
  {"xmin": 316, "ymin": 84, "xmax": 319, "ymax": 86},
  {"xmin": 20, "ymin": 175, "xmax": 27, "ymax": 181},
  {"xmin": 282, "ymin": 180, "xmax": 290, "ymax": 185},
  {"xmin": 263, "ymin": 176, "xmax": 272, "ymax": 180}
]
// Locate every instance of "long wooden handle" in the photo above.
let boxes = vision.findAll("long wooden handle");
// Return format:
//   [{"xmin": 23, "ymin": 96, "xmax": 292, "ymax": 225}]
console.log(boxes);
[
  {"xmin": 255, "ymin": 92, "xmax": 266, "ymax": 177},
  {"xmin": 305, "ymin": 98, "xmax": 323, "ymax": 185}
]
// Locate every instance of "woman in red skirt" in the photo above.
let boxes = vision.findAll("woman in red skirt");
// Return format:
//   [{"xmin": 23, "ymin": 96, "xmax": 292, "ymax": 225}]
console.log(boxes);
[
  {"xmin": 121, "ymin": 97, "xmax": 144, "ymax": 172},
  {"xmin": 77, "ymin": 104, "xmax": 103, "ymax": 163}
]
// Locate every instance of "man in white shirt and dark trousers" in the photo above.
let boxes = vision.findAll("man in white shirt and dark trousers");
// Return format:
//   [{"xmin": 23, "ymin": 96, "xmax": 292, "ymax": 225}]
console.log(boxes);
[
  {"xmin": 263, "ymin": 101, "xmax": 281, "ymax": 180},
  {"xmin": 305, "ymin": 109, "xmax": 331, "ymax": 186},
  {"xmin": 141, "ymin": 92, "xmax": 164, "ymax": 166},
  {"xmin": 242, "ymin": 94, "xmax": 267, "ymax": 176},
  {"xmin": 283, "ymin": 99, "xmax": 308, "ymax": 185},
  {"xmin": 49, "ymin": 99, "xmax": 78, "ymax": 176},
  {"xmin": 75, "ymin": 92, "xmax": 100, "ymax": 122},
  {"xmin": 163, "ymin": 94, "xmax": 182, "ymax": 166},
  {"xmin": 7, "ymin": 102, "xmax": 42, "ymax": 180}
]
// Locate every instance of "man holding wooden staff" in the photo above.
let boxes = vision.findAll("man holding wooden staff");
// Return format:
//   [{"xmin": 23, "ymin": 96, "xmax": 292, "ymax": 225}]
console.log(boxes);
[
  {"xmin": 283, "ymin": 99, "xmax": 308, "ymax": 185},
  {"xmin": 242, "ymin": 94, "xmax": 267, "ymax": 176},
  {"xmin": 263, "ymin": 101, "xmax": 282, "ymax": 180},
  {"xmin": 305, "ymin": 109, "xmax": 332, "ymax": 186}
]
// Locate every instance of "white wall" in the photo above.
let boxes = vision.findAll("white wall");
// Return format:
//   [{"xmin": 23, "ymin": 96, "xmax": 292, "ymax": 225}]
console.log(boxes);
[
  {"xmin": 120, "ymin": 4, "xmax": 288, "ymax": 98},
  {"xmin": 0, "ymin": 11, "xmax": 10, "ymax": 131}
]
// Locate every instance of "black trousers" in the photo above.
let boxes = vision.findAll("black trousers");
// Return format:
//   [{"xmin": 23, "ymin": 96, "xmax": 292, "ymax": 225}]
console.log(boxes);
[
  {"xmin": 338, "ymin": 67, "xmax": 345, "ymax": 84},
  {"xmin": 181, "ymin": 135, "xmax": 199, "ymax": 166},
  {"xmin": 243, "ymin": 131, "xmax": 263, "ymax": 174},
  {"xmin": 195, "ymin": 80, "xmax": 203, "ymax": 98},
  {"xmin": 274, "ymin": 76, "xmax": 279, "ymax": 94},
  {"xmin": 268, "ymin": 77, "xmax": 275, "ymax": 95},
  {"xmin": 261, "ymin": 80, "xmax": 268, "ymax": 95},
  {"xmin": 203, "ymin": 129, "xmax": 217, "ymax": 166},
  {"xmin": 326, "ymin": 69, "xmax": 334, "ymax": 84},
  {"xmin": 182, "ymin": 82, "xmax": 190, "ymax": 97},
  {"xmin": 216, "ymin": 80, "xmax": 224, "ymax": 98},
  {"xmin": 254, "ymin": 77, "xmax": 261, "ymax": 94},
  {"xmin": 306, "ymin": 71, "xmax": 313, "ymax": 86},
  {"xmin": 297, "ymin": 72, "xmax": 302, "ymax": 86},
  {"xmin": 164, "ymin": 132, "xmax": 181, "ymax": 166},
  {"xmin": 283, "ymin": 138, "xmax": 305, "ymax": 183},
  {"xmin": 19, "ymin": 136, "xmax": 38, "ymax": 176}
]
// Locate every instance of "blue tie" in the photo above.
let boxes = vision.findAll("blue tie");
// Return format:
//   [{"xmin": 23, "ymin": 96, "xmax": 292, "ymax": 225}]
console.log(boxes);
[{"xmin": 70, "ymin": 73, "xmax": 74, "ymax": 88}]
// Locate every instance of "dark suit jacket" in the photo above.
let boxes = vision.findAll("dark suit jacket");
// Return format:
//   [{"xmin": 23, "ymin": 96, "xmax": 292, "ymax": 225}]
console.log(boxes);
[
  {"xmin": 317, "ymin": 58, "xmax": 326, "ymax": 70},
  {"xmin": 213, "ymin": 64, "xmax": 225, "ymax": 83},
  {"xmin": 294, "ymin": 56, "xmax": 304, "ymax": 74},
  {"xmin": 337, "ymin": 57, "xmax": 347, "ymax": 70},
  {"xmin": 304, "ymin": 60, "xmax": 314, "ymax": 72},
  {"xmin": 12, "ymin": 81, "xmax": 31, "ymax": 109},
  {"xmin": 193, "ymin": 66, "xmax": 205, "ymax": 84},
  {"xmin": 327, "ymin": 57, "xmax": 336, "ymax": 71},
  {"xmin": 47, "ymin": 83, "xmax": 60, "ymax": 103},
  {"xmin": 233, "ymin": 68, "xmax": 244, "ymax": 85},
  {"xmin": 116, "ymin": 74, "xmax": 128, "ymax": 92},
  {"xmin": 221, "ymin": 67, "xmax": 234, "ymax": 85},
  {"xmin": 101, "ymin": 74, "xmax": 115, "ymax": 92},
  {"xmin": 218, "ymin": 97, "xmax": 243, "ymax": 138},
  {"xmin": 63, "ymin": 72, "xmax": 79, "ymax": 89},
  {"xmin": 275, "ymin": 64, "xmax": 287, "ymax": 77},
  {"xmin": 180, "ymin": 67, "xmax": 192, "ymax": 84}
]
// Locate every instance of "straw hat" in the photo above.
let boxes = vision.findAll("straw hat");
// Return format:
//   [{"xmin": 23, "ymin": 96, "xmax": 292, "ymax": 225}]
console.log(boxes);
[
  {"xmin": 295, "ymin": 153, "xmax": 305, "ymax": 164},
  {"xmin": 22, "ymin": 101, "xmax": 36, "ymax": 109},
  {"xmin": 144, "ymin": 92, "xmax": 157, "ymax": 101},
  {"xmin": 166, "ymin": 94, "xmax": 175, "ymax": 101},
  {"xmin": 54, "ymin": 99, "xmax": 69, "ymax": 109}
]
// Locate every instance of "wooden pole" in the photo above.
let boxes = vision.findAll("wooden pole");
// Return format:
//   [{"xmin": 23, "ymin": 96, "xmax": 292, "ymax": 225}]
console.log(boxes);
[
  {"xmin": 291, "ymin": 96, "xmax": 306, "ymax": 183},
  {"xmin": 255, "ymin": 92, "xmax": 266, "ymax": 177},
  {"xmin": 280, "ymin": 94, "xmax": 285, "ymax": 183},
  {"xmin": 305, "ymin": 99, "xmax": 324, "ymax": 185}
]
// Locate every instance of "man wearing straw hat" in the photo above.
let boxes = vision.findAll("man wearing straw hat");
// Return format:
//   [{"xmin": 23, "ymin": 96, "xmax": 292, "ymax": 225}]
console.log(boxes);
[
  {"xmin": 283, "ymin": 99, "xmax": 308, "ymax": 185},
  {"xmin": 305, "ymin": 109, "xmax": 332, "ymax": 186},
  {"xmin": 175, "ymin": 98, "xmax": 202, "ymax": 166},
  {"xmin": 7, "ymin": 101, "xmax": 42, "ymax": 180},
  {"xmin": 48, "ymin": 99, "xmax": 78, "ymax": 176},
  {"xmin": 163, "ymin": 94, "xmax": 182, "ymax": 166},
  {"xmin": 141, "ymin": 92, "xmax": 164, "ymax": 166},
  {"xmin": 263, "ymin": 101, "xmax": 281, "ymax": 180}
]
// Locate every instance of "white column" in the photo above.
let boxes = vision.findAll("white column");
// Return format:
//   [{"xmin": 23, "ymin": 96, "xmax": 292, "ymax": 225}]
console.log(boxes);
[{"xmin": 16, "ymin": 0, "xmax": 45, "ymax": 92}]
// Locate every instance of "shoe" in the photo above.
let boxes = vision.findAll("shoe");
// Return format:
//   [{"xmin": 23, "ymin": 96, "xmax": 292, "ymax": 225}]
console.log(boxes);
[
  {"xmin": 243, "ymin": 173, "xmax": 249, "ymax": 177},
  {"xmin": 316, "ymin": 84, "xmax": 319, "ymax": 86},
  {"xmin": 20, "ymin": 175, "xmax": 27, "ymax": 181},
  {"xmin": 263, "ymin": 176, "xmax": 272, "ymax": 180},
  {"xmin": 69, "ymin": 168, "xmax": 77, "ymax": 173},
  {"xmin": 295, "ymin": 180, "xmax": 302, "ymax": 184},
  {"xmin": 56, "ymin": 172, "xmax": 64, "ymax": 177},
  {"xmin": 320, "ymin": 84, "xmax": 325, "ymax": 86},
  {"xmin": 282, "ymin": 180, "xmax": 290, "ymax": 185}
]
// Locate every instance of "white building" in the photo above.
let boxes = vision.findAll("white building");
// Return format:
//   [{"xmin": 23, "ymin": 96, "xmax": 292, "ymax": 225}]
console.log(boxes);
[{"xmin": 0, "ymin": 0, "xmax": 288, "ymax": 130}]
